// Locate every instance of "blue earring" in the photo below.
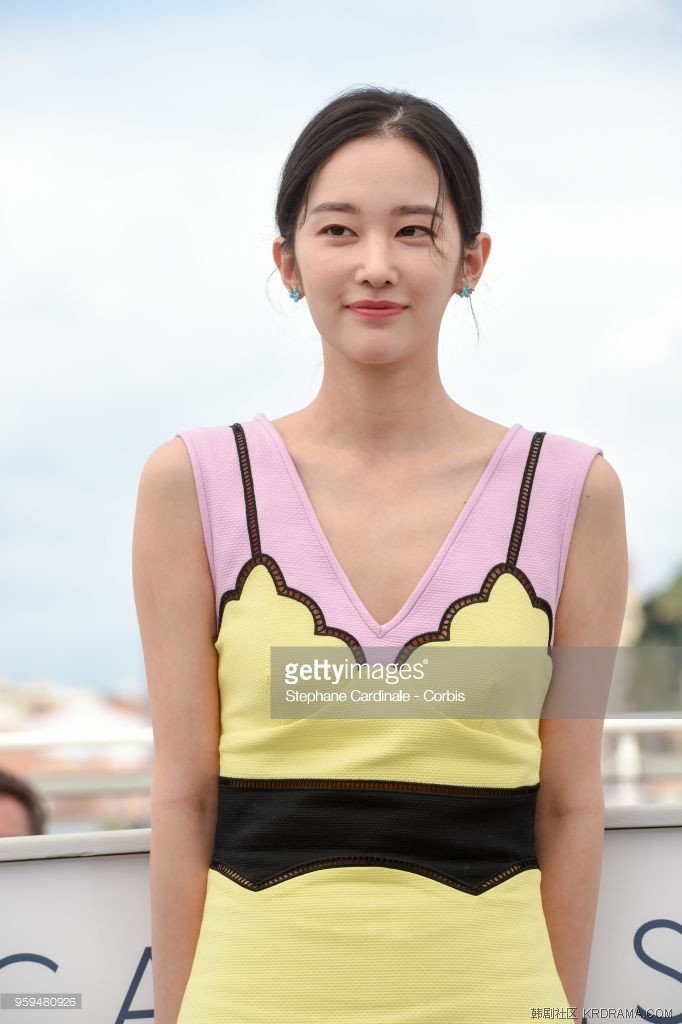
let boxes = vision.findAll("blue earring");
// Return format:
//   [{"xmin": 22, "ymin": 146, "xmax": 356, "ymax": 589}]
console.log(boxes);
[
  {"xmin": 460, "ymin": 284, "xmax": 473, "ymax": 299},
  {"xmin": 288, "ymin": 286, "xmax": 301, "ymax": 303}
]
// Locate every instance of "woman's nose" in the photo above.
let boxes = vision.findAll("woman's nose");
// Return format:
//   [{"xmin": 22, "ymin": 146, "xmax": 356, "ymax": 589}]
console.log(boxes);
[{"xmin": 353, "ymin": 236, "xmax": 399, "ymax": 288}]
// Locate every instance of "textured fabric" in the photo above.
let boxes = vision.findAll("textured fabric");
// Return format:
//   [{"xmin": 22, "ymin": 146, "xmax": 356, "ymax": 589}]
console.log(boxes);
[
  {"xmin": 212, "ymin": 776, "xmax": 539, "ymax": 892},
  {"xmin": 174, "ymin": 414, "xmax": 602, "ymax": 1023}
]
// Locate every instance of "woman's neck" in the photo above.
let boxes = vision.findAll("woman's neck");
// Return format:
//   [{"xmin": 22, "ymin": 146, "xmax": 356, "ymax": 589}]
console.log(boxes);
[{"xmin": 293, "ymin": 349, "xmax": 469, "ymax": 456}]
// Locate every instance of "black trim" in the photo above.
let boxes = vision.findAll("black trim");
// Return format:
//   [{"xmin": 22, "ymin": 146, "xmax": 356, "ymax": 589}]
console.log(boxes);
[
  {"xmin": 231, "ymin": 422, "xmax": 262, "ymax": 558},
  {"xmin": 507, "ymin": 431, "xmax": 545, "ymax": 569},
  {"xmin": 219, "ymin": 775, "xmax": 541, "ymax": 797},
  {"xmin": 216, "ymin": 553, "xmax": 366, "ymax": 660},
  {"xmin": 395, "ymin": 561, "xmax": 553, "ymax": 662},
  {"xmin": 211, "ymin": 776, "xmax": 539, "ymax": 894},
  {"xmin": 219, "ymin": 427, "xmax": 552, "ymax": 654}
]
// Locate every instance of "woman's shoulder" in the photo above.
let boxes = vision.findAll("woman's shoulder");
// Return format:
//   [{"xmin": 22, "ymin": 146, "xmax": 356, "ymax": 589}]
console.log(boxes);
[
  {"xmin": 492, "ymin": 422, "xmax": 624, "ymax": 552},
  {"xmin": 175, "ymin": 415, "xmax": 266, "ymax": 448},
  {"xmin": 528, "ymin": 426, "xmax": 623, "ymax": 499},
  {"xmin": 456, "ymin": 410, "xmax": 603, "ymax": 458},
  {"xmin": 522, "ymin": 426, "xmax": 625, "ymax": 589},
  {"xmin": 135, "ymin": 437, "xmax": 198, "ymax": 520},
  {"xmin": 462, "ymin": 410, "xmax": 610, "ymax": 482},
  {"xmin": 176, "ymin": 417, "xmax": 270, "ymax": 472},
  {"xmin": 140, "ymin": 417, "xmax": 261, "ymax": 477},
  {"xmin": 533, "ymin": 423, "xmax": 602, "ymax": 455},
  {"xmin": 139, "ymin": 417, "xmax": 270, "ymax": 522},
  {"xmin": 133, "ymin": 439, "xmax": 208, "ymax": 588}
]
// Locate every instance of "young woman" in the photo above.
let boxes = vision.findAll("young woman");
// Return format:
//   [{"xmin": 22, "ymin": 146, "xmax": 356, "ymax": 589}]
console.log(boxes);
[{"xmin": 132, "ymin": 86, "xmax": 628, "ymax": 1024}]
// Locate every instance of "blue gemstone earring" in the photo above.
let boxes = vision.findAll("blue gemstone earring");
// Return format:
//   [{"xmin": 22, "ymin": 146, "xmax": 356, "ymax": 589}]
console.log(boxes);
[
  {"xmin": 288, "ymin": 286, "xmax": 301, "ymax": 303},
  {"xmin": 460, "ymin": 284, "xmax": 473, "ymax": 299}
]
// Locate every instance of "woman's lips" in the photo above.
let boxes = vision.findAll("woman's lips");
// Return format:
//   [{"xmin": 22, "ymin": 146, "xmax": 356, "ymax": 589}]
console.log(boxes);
[{"xmin": 346, "ymin": 301, "xmax": 407, "ymax": 319}]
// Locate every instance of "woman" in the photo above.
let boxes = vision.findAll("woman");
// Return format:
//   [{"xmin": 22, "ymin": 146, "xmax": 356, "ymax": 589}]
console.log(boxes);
[{"xmin": 132, "ymin": 86, "xmax": 628, "ymax": 1023}]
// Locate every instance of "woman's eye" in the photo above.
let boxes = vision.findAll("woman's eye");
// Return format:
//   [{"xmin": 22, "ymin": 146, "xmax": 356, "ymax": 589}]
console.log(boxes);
[
  {"xmin": 323, "ymin": 224, "xmax": 352, "ymax": 237},
  {"xmin": 398, "ymin": 225, "xmax": 432, "ymax": 238}
]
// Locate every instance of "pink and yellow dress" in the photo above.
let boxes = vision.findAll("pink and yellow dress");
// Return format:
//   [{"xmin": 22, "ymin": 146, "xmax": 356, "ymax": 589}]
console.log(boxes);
[{"xmin": 174, "ymin": 413, "xmax": 601, "ymax": 1024}]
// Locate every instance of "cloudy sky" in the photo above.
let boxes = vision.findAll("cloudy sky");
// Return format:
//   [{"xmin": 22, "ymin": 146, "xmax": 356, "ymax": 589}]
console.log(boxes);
[{"xmin": 1, "ymin": 0, "xmax": 680, "ymax": 694}]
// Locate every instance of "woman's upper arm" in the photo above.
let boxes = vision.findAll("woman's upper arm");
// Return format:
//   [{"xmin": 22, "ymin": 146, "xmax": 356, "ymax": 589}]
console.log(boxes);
[
  {"xmin": 132, "ymin": 437, "xmax": 220, "ymax": 803},
  {"xmin": 553, "ymin": 454, "xmax": 629, "ymax": 649},
  {"xmin": 538, "ymin": 454, "xmax": 629, "ymax": 811}
]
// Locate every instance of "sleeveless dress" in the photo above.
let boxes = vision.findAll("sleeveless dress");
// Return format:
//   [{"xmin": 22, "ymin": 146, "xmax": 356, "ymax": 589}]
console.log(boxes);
[{"xmin": 174, "ymin": 413, "xmax": 602, "ymax": 1024}]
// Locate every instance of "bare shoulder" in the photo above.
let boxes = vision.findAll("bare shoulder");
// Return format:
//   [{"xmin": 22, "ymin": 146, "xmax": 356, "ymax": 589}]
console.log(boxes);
[
  {"xmin": 555, "ymin": 453, "xmax": 628, "ymax": 647},
  {"xmin": 575, "ymin": 453, "xmax": 625, "ymax": 518},
  {"xmin": 133, "ymin": 438, "xmax": 205, "ymax": 558},
  {"xmin": 568, "ymin": 454, "xmax": 626, "ymax": 572},
  {"xmin": 132, "ymin": 436, "xmax": 213, "ymax": 636},
  {"xmin": 136, "ymin": 437, "xmax": 196, "ymax": 507}
]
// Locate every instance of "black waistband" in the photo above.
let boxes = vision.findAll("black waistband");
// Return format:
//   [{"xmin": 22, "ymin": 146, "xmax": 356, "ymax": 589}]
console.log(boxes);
[{"xmin": 211, "ymin": 776, "xmax": 539, "ymax": 894}]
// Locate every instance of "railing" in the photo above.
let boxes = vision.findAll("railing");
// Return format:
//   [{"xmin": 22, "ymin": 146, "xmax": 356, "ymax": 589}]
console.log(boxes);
[
  {"xmin": 0, "ymin": 727, "xmax": 153, "ymax": 749},
  {"xmin": 1, "ymin": 719, "xmax": 681, "ymax": 829}
]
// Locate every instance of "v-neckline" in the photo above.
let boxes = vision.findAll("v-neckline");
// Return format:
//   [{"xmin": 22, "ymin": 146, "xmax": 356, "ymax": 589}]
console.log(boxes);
[{"xmin": 254, "ymin": 413, "xmax": 522, "ymax": 638}]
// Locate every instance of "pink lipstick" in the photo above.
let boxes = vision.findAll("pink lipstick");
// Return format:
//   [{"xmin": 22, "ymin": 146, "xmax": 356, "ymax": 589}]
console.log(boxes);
[{"xmin": 347, "ymin": 301, "xmax": 406, "ymax": 320}]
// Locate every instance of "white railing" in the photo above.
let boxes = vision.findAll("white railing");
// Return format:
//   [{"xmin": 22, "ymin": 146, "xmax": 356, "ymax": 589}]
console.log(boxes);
[
  {"xmin": 1, "ymin": 718, "xmax": 680, "ymax": 747},
  {"xmin": 0, "ymin": 726, "xmax": 153, "ymax": 749},
  {"xmin": 1, "ymin": 720, "xmax": 680, "ymax": 805}
]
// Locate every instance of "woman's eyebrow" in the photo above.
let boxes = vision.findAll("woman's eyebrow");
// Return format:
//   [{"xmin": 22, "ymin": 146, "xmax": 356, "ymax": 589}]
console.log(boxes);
[
  {"xmin": 394, "ymin": 204, "xmax": 442, "ymax": 218},
  {"xmin": 309, "ymin": 201, "xmax": 442, "ymax": 218},
  {"xmin": 308, "ymin": 202, "xmax": 359, "ymax": 215}
]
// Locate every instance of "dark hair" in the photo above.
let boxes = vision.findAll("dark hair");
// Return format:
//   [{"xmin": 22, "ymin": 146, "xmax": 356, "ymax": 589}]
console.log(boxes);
[
  {"xmin": 0, "ymin": 768, "xmax": 48, "ymax": 835},
  {"xmin": 275, "ymin": 85, "xmax": 483, "ymax": 257}
]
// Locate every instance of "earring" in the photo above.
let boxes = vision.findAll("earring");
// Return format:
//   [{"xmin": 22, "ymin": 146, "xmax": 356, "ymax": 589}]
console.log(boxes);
[
  {"xmin": 460, "ymin": 284, "xmax": 473, "ymax": 299},
  {"xmin": 288, "ymin": 285, "xmax": 301, "ymax": 303}
]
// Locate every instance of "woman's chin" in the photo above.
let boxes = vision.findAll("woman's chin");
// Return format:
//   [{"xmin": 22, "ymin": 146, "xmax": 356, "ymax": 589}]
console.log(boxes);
[{"xmin": 321, "ymin": 336, "xmax": 420, "ymax": 369}]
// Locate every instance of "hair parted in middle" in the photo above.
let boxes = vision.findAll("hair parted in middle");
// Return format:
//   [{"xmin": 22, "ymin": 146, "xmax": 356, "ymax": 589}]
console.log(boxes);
[{"xmin": 274, "ymin": 85, "xmax": 483, "ymax": 260}]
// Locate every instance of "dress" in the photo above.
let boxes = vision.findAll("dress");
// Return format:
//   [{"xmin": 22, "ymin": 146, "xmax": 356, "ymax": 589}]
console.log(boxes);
[{"xmin": 174, "ymin": 413, "xmax": 602, "ymax": 1024}]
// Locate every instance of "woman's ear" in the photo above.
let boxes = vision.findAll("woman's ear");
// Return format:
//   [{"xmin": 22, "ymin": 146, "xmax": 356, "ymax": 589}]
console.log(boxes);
[
  {"xmin": 272, "ymin": 236, "xmax": 301, "ymax": 295},
  {"xmin": 456, "ymin": 232, "xmax": 492, "ymax": 294}
]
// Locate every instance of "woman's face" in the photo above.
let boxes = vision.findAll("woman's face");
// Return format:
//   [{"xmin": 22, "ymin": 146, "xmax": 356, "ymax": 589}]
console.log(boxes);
[{"xmin": 274, "ymin": 136, "xmax": 473, "ymax": 368}]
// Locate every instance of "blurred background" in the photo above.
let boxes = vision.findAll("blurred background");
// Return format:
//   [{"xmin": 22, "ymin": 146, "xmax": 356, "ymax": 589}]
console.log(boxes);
[{"xmin": 1, "ymin": 0, "xmax": 681, "ymax": 832}]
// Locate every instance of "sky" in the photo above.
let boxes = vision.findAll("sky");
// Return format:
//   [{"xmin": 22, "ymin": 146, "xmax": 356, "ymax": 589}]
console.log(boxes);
[{"xmin": 1, "ymin": 0, "xmax": 681, "ymax": 695}]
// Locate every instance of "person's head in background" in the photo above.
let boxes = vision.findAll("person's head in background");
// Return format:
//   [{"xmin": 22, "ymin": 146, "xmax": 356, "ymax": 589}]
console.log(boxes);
[{"xmin": 0, "ymin": 768, "xmax": 48, "ymax": 837}]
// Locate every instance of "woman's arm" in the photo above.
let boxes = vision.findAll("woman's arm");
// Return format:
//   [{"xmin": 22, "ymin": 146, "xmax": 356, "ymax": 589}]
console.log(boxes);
[
  {"xmin": 536, "ymin": 454, "xmax": 628, "ymax": 1013},
  {"xmin": 132, "ymin": 438, "xmax": 220, "ymax": 1024}
]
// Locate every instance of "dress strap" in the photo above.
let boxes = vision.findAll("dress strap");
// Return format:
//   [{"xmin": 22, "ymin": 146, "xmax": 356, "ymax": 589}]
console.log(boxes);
[
  {"xmin": 231, "ymin": 422, "xmax": 262, "ymax": 558},
  {"xmin": 506, "ymin": 431, "xmax": 546, "ymax": 569}
]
